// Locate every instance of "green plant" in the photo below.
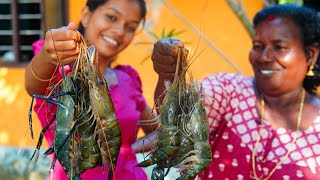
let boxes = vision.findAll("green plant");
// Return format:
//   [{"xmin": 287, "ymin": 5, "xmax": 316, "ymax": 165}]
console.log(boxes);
[
  {"xmin": 278, "ymin": 0, "xmax": 303, "ymax": 5},
  {"xmin": 136, "ymin": 28, "xmax": 187, "ymax": 64}
]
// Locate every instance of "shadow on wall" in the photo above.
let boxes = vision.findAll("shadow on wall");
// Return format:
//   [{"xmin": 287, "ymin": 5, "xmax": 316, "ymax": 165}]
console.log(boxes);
[
  {"xmin": 0, "ymin": 146, "xmax": 181, "ymax": 180},
  {"xmin": 136, "ymin": 153, "xmax": 181, "ymax": 180},
  {"xmin": 0, "ymin": 146, "xmax": 50, "ymax": 180}
]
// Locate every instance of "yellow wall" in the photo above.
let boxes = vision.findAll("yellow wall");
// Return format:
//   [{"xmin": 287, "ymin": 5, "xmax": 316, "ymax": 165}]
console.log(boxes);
[
  {"xmin": 68, "ymin": 0, "xmax": 263, "ymax": 105},
  {"xmin": 1, "ymin": 0, "xmax": 264, "ymax": 147},
  {"xmin": 0, "ymin": 68, "xmax": 45, "ymax": 147}
]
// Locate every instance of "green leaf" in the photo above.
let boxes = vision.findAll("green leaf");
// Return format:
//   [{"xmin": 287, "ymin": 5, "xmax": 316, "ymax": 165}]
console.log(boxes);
[
  {"xmin": 147, "ymin": 31, "xmax": 160, "ymax": 40},
  {"xmin": 172, "ymin": 30, "xmax": 186, "ymax": 37},
  {"xmin": 166, "ymin": 28, "xmax": 176, "ymax": 37},
  {"xmin": 140, "ymin": 54, "xmax": 152, "ymax": 64},
  {"xmin": 278, "ymin": 0, "xmax": 303, "ymax": 5},
  {"xmin": 161, "ymin": 28, "xmax": 165, "ymax": 39},
  {"xmin": 138, "ymin": 28, "xmax": 188, "ymax": 64}
]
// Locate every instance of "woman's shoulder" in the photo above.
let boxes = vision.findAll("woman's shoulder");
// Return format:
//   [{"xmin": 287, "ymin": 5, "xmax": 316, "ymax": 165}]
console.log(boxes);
[
  {"xmin": 115, "ymin": 64, "xmax": 138, "ymax": 74},
  {"xmin": 115, "ymin": 65, "xmax": 142, "ymax": 88},
  {"xmin": 202, "ymin": 72, "xmax": 253, "ymax": 86},
  {"xmin": 113, "ymin": 65, "xmax": 146, "ymax": 111},
  {"xmin": 201, "ymin": 72, "xmax": 255, "ymax": 99}
]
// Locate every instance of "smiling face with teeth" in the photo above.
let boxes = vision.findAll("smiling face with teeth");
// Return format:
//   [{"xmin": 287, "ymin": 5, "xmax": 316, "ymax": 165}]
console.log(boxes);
[
  {"xmin": 81, "ymin": 0, "xmax": 143, "ymax": 66},
  {"xmin": 249, "ymin": 17, "xmax": 317, "ymax": 96}
]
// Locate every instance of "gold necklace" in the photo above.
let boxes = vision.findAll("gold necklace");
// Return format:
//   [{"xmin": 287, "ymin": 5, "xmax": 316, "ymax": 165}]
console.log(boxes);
[{"xmin": 251, "ymin": 89, "xmax": 305, "ymax": 180}]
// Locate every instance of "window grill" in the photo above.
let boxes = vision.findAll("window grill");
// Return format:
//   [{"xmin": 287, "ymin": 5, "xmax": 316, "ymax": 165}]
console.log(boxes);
[{"xmin": 0, "ymin": 0, "xmax": 43, "ymax": 66}]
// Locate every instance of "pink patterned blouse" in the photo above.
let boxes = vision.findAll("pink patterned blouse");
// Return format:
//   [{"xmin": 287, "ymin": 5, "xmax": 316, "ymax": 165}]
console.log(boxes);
[
  {"xmin": 198, "ymin": 73, "xmax": 320, "ymax": 180},
  {"xmin": 32, "ymin": 40, "xmax": 148, "ymax": 180}
]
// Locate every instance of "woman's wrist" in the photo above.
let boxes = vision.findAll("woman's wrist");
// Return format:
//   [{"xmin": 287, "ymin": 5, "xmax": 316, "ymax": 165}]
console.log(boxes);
[
  {"xmin": 30, "ymin": 47, "xmax": 58, "ymax": 82},
  {"xmin": 158, "ymin": 75, "xmax": 174, "ymax": 84}
]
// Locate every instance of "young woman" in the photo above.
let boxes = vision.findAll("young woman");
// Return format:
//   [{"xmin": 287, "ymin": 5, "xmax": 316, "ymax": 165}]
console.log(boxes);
[{"xmin": 25, "ymin": 0, "xmax": 157, "ymax": 179}]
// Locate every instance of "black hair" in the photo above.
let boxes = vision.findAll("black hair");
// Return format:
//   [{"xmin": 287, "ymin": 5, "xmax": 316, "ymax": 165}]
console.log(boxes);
[
  {"xmin": 253, "ymin": 4, "xmax": 320, "ymax": 94},
  {"xmin": 78, "ymin": 0, "xmax": 147, "ymax": 34}
]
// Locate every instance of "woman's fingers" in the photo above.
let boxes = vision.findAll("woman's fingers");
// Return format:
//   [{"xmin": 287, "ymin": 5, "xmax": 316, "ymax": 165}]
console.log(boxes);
[
  {"xmin": 45, "ymin": 39, "xmax": 79, "ymax": 52},
  {"xmin": 152, "ymin": 38, "xmax": 186, "ymax": 80},
  {"xmin": 67, "ymin": 22, "xmax": 78, "ymax": 31},
  {"xmin": 58, "ymin": 56, "xmax": 80, "ymax": 65},
  {"xmin": 42, "ymin": 26, "xmax": 81, "ymax": 65},
  {"xmin": 44, "ymin": 48, "xmax": 79, "ymax": 66},
  {"xmin": 154, "ymin": 39, "xmax": 180, "ymax": 57},
  {"xmin": 45, "ymin": 28, "xmax": 80, "ymax": 45},
  {"xmin": 152, "ymin": 50, "xmax": 177, "ymax": 66},
  {"xmin": 152, "ymin": 38, "xmax": 185, "ymax": 64},
  {"xmin": 152, "ymin": 56, "xmax": 176, "ymax": 73},
  {"xmin": 48, "ymin": 54, "xmax": 79, "ymax": 66}
]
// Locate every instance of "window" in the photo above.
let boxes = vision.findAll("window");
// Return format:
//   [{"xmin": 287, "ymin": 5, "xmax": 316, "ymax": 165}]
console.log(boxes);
[{"xmin": 0, "ymin": 0, "xmax": 43, "ymax": 66}]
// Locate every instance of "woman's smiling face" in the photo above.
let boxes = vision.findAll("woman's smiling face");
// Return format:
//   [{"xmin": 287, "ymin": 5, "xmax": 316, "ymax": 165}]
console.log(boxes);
[
  {"xmin": 249, "ymin": 17, "xmax": 309, "ymax": 96},
  {"xmin": 82, "ymin": 0, "xmax": 142, "ymax": 61}
]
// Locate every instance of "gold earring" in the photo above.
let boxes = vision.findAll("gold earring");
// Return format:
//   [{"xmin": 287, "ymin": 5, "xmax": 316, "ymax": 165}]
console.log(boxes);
[{"xmin": 306, "ymin": 65, "xmax": 315, "ymax": 76}]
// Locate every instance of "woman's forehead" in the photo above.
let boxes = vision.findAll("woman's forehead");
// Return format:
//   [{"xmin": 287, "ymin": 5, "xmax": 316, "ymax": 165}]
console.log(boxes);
[
  {"xmin": 96, "ymin": 0, "xmax": 142, "ymax": 20},
  {"xmin": 254, "ymin": 17, "xmax": 302, "ymax": 40}
]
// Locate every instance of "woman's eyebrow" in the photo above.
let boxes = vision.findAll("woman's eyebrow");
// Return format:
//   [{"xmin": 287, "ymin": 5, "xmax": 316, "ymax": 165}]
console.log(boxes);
[
  {"xmin": 107, "ymin": 7, "xmax": 140, "ymax": 24},
  {"xmin": 107, "ymin": 7, "xmax": 121, "ymax": 15}
]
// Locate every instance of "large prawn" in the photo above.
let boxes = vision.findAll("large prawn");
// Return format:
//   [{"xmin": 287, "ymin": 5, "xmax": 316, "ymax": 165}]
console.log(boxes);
[
  {"xmin": 136, "ymin": 48, "xmax": 186, "ymax": 168},
  {"xmin": 175, "ymin": 82, "xmax": 212, "ymax": 180},
  {"xmin": 29, "ymin": 32, "xmax": 121, "ymax": 179},
  {"xmin": 29, "ymin": 66, "xmax": 83, "ymax": 179},
  {"xmin": 138, "ymin": 47, "xmax": 212, "ymax": 180},
  {"xmin": 80, "ymin": 44, "xmax": 122, "ymax": 179}
]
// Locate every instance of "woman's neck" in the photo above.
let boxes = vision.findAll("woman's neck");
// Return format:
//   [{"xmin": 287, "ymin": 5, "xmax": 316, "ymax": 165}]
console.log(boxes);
[
  {"xmin": 256, "ymin": 87, "xmax": 307, "ymax": 130},
  {"xmin": 97, "ymin": 57, "xmax": 114, "ymax": 75},
  {"xmin": 262, "ymin": 88, "xmax": 303, "ymax": 110}
]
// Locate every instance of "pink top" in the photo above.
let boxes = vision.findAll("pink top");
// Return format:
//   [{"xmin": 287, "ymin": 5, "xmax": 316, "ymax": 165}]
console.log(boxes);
[
  {"xmin": 32, "ymin": 40, "xmax": 148, "ymax": 180},
  {"xmin": 198, "ymin": 73, "xmax": 320, "ymax": 179}
]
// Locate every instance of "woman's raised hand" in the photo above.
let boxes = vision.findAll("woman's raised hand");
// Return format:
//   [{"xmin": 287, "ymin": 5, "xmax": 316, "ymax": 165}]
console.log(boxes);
[
  {"xmin": 152, "ymin": 37, "xmax": 186, "ymax": 82},
  {"xmin": 42, "ymin": 22, "xmax": 81, "ymax": 66}
]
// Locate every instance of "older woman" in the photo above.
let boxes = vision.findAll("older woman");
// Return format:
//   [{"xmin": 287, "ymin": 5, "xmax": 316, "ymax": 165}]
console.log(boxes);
[{"xmin": 151, "ymin": 4, "xmax": 320, "ymax": 180}]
